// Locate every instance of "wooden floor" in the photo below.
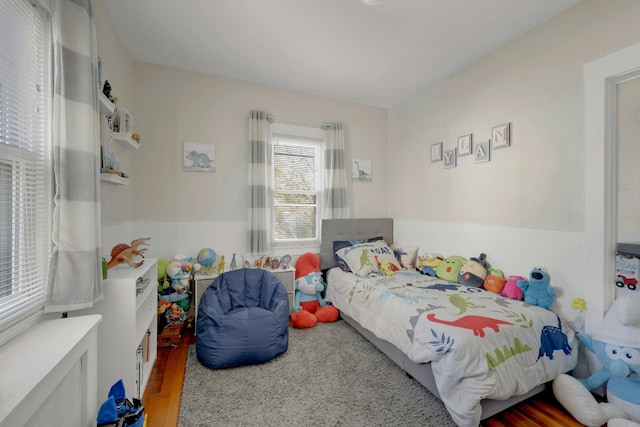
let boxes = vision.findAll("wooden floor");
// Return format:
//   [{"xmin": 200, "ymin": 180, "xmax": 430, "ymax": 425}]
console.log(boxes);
[{"xmin": 142, "ymin": 329, "xmax": 585, "ymax": 427}]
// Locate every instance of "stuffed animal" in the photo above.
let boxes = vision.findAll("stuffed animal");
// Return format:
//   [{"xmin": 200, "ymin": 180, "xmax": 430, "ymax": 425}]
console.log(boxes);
[
  {"xmin": 290, "ymin": 252, "xmax": 339, "ymax": 329},
  {"xmin": 553, "ymin": 297, "xmax": 640, "ymax": 427},
  {"xmin": 157, "ymin": 258, "xmax": 172, "ymax": 292},
  {"xmin": 517, "ymin": 267, "xmax": 555, "ymax": 309},
  {"xmin": 417, "ymin": 253, "xmax": 444, "ymax": 276},
  {"xmin": 484, "ymin": 268, "xmax": 506, "ymax": 293},
  {"xmin": 375, "ymin": 255, "xmax": 397, "ymax": 276},
  {"xmin": 435, "ymin": 255, "xmax": 467, "ymax": 283},
  {"xmin": 167, "ymin": 261, "xmax": 190, "ymax": 292},
  {"xmin": 501, "ymin": 275, "xmax": 525, "ymax": 300},
  {"xmin": 458, "ymin": 253, "xmax": 489, "ymax": 287}
]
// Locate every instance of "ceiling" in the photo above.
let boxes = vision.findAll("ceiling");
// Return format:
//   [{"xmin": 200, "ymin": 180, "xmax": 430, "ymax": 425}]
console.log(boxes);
[{"xmin": 101, "ymin": 0, "xmax": 581, "ymax": 109}]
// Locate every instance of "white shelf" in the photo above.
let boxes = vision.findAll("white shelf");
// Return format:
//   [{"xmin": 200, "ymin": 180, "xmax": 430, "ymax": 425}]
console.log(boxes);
[
  {"xmin": 98, "ymin": 91, "xmax": 115, "ymax": 115},
  {"xmin": 110, "ymin": 132, "xmax": 140, "ymax": 149},
  {"xmin": 100, "ymin": 173, "xmax": 130, "ymax": 185}
]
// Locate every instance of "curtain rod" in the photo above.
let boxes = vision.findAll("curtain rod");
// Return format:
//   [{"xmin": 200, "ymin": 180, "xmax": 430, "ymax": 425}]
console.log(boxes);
[{"xmin": 266, "ymin": 114, "xmax": 331, "ymax": 129}]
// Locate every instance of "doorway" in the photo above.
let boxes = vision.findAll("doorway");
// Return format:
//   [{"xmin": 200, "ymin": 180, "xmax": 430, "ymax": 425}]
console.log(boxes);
[{"xmin": 584, "ymin": 42, "xmax": 640, "ymax": 332}]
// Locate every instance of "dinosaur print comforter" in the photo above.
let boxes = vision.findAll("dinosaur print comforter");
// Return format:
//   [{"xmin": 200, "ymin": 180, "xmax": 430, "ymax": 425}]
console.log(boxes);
[{"xmin": 325, "ymin": 268, "xmax": 578, "ymax": 427}]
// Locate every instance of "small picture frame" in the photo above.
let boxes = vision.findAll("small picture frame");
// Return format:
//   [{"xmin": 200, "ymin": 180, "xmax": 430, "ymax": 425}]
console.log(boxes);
[
  {"xmin": 430, "ymin": 142, "xmax": 443, "ymax": 162},
  {"xmin": 184, "ymin": 142, "xmax": 216, "ymax": 172},
  {"xmin": 474, "ymin": 140, "xmax": 490, "ymax": 163},
  {"xmin": 352, "ymin": 159, "xmax": 372, "ymax": 182},
  {"xmin": 457, "ymin": 134, "xmax": 472, "ymax": 156},
  {"xmin": 443, "ymin": 148, "xmax": 457, "ymax": 169},
  {"xmin": 492, "ymin": 123, "xmax": 511, "ymax": 149},
  {"xmin": 114, "ymin": 109, "xmax": 133, "ymax": 136}
]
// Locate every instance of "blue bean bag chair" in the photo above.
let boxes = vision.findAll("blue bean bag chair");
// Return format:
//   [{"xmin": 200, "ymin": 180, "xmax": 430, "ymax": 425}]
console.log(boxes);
[{"xmin": 196, "ymin": 268, "xmax": 289, "ymax": 368}]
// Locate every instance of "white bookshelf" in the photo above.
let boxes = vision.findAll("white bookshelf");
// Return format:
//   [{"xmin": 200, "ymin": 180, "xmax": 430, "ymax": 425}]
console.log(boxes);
[{"xmin": 72, "ymin": 258, "xmax": 158, "ymax": 400}]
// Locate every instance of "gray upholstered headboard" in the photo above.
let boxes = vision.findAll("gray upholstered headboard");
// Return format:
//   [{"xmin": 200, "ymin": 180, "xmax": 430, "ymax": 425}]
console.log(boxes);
[{"xmin": 320, "ymin": 218, "xmax": 393, "ymax": 270}]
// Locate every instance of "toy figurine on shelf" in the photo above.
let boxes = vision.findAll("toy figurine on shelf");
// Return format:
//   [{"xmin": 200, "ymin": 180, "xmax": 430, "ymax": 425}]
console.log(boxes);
[
  {"xmin": 106, "ymin": 237, "xmax": 150, "ymax": 269},
  {"xmin": 102, "ymin": 80, "xmax": 117, "ymax": 103},
  {"xmin": 241, "ymin": 255, "xmax": 251, "ymax": 268},
  {"xmin": 253, "ymin": 255, "xmax": 264, "ymax": 269},
  {"xmin": 230, "ymin": 253, "xmax": 237, "ymax": 271},
  {"xmin": 217, "ymin": 255, "xmax": 225, "ymax": 274},
  {"xmin": 102, "ymin": 80, "xmax": 111, "ymax": 97}
]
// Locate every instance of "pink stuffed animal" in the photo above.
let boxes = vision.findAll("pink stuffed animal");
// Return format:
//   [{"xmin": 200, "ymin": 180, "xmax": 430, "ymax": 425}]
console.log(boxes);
[{"xmin": 501, "ymin": 275, "xmax": 525, "ymax": 300}]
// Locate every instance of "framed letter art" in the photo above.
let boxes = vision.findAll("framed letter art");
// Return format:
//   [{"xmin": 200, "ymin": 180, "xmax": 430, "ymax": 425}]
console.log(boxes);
[
  {"xmin": 430, "ymin": 142, "xmax": 443, "ymax": 162},
  {"xmin": 474, "ymin": 140, "xmax": 490, "ymax": 163},
  {"xmin": 443, "ymin": 148, "xmax": 457, "ymax": 169},
  {"xmin": 492, "ymin": 123, "xmax": 511, "ymax": 149},
  {"xmin": 457, "ymin": 134, "xmax": 472, "ymax": 156}
]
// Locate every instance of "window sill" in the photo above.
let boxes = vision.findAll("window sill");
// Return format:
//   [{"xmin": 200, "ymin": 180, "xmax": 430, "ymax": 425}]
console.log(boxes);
[{"xmin": 269, "ymin": 243, "xmax": 320, "ymax": 257}]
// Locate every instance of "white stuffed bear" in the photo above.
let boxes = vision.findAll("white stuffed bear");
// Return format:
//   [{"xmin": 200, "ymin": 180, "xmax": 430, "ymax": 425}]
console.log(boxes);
[{"xmin": 552, "ymin": 297, "xmax": 640, "ymax": 427}]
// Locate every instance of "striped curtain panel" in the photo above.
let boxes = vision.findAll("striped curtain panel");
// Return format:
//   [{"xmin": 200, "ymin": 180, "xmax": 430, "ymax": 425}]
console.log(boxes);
[
  {"xmin": 323, "ymin": 122, "xmax": 350, "ymax": 219},
  {"xmin": 247, "ymin": 110, "xmax": 272, "ymax": 255},
  {"xmin": 45, "ymin": 0, "xmax": 102, "ymax": 312}
]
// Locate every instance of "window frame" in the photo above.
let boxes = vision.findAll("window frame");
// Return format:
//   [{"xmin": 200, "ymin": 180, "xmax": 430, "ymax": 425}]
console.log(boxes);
[
  {"xmin": 270, "ymin": 130, "xmax": 324, "ymax": 249},
  {"xmin": 0, "ymin": 0, "xmax": 53, "ymax": 346}
]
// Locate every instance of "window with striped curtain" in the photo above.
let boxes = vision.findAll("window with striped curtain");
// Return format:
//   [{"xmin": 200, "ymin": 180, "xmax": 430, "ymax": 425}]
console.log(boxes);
[
  {"xmin": 272, "ymin": 135, "xmax": 323, "ymax": 246},
  {"xmin": 0, "ymin": 0, "xmax": 52, "ymax": 342}
]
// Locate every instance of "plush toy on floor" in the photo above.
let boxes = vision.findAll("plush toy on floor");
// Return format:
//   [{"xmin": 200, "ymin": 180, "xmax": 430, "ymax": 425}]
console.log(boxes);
[
  {"xmin": 552, "ymin": 297, "xmax": 640, "ymax": 427},
  {"xmin": 517, "ymin": 267, "xmax": 555, "ymax": 309},
  {"xmin": 290, "ymin": 252, "xmax": 339, "ymax": 328}
]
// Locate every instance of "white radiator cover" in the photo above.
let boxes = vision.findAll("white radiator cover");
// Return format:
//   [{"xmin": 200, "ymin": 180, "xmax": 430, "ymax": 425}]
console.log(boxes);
[{"xmin": 0, "ymin": 315, "xmax": 101, "ymax": 427}]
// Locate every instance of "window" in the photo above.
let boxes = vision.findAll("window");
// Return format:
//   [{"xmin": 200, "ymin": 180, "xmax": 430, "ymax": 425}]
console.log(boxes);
[
  {"xmin": 0, "ymin": 0, "xmax": 52, "ymax": 340},
  {"xmin": 271, "ymin": 127, "xmax": 324, "ymax": 246}
]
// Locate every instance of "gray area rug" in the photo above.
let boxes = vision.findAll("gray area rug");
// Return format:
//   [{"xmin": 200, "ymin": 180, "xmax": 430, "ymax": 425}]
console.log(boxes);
[{"xmin": 179, "ymin": 319, "xmax": 455, "ymax": 426}]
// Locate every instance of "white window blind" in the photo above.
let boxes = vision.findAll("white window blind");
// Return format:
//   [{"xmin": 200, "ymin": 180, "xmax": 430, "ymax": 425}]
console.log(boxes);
[
  {"xmin": 0, "ymin": 0, "xmax": 52, "ymax": 335},
  {"xmin": 272, "ymin": 135, "xmax": 322, "ymax": 245}
]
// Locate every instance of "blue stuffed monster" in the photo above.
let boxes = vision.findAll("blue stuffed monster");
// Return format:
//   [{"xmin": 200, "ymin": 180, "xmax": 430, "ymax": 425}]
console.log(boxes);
[
  {"xmin": 517, "ymin": 267, "xmax": 555, "ymax": 309},
  {"xmin": 553, "ymin": 297, "xmax": 640, "ymax": 427}
]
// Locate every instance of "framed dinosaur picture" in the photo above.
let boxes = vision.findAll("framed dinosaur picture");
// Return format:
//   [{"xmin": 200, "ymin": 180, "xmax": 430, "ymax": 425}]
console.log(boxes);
[
  {"xmin": 184, "ymin": 142, "xmax": 216, "ymax": 172},
  {"xmin": 352, "ymin": 159, "xmax": 372, "ymax": 182}
]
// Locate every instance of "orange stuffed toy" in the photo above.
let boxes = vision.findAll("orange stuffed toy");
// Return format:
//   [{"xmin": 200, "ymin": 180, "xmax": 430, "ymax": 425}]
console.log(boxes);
[{"xmin": 290, "ymin": 253, "xmax": 339, "ymax": 328}]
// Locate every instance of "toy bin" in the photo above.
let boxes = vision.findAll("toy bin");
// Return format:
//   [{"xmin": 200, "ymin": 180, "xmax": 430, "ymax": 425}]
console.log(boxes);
[
  {"xmin": 158, "ymin": 322, "xmax": 184, "ymax": 348},
  {"xmin": 615, "ymin": 252, "xmax": 639, "ymax": 294}
]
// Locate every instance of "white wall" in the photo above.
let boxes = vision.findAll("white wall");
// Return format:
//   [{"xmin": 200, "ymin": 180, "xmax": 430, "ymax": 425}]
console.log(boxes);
[
  {"xmin": 125, "ymin": 64, "xmax": 388, "ymax": 260},
  {"xmin": 95, "ymin": 1, "xmax": 134, "ymax": 228},
  {"xmin": 96, "ymin": 0, "xmax": 640, "ymax": 329},
  {"xmin": 388, "ymin": 0, "xmax": 640, "ymax": 329},
  {"xmin": 95, "ymin": 0, "xmax": 388, "ymax": 261}
]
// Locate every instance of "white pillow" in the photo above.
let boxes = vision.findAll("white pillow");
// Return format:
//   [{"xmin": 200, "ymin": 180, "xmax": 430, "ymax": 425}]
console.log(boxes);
[
  {"xmin": 368, "ymin": 240, "xmax": 403, "ymax": 271},
  {"xmin": 390, "ymin": 243, "xmax": 419, "ymax": 270},
  {"xmin": 335, "ymin": 240, "xmax": 402, "ymax": 277},
  {"xmin": 335, "ymin": 242, "xmax": 378, "ymax": 277}
]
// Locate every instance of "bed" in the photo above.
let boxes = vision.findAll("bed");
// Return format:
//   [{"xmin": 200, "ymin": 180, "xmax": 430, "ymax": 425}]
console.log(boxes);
[{"xmin": 320, "ymin": 218, "xmax": 578, "ymax": 427}]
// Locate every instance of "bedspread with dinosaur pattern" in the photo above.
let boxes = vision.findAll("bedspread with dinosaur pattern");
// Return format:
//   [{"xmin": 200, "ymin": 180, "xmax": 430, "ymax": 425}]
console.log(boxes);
[{"xmin": 325, "ymin": 268, "xmax": 578, "ymax": 427}]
